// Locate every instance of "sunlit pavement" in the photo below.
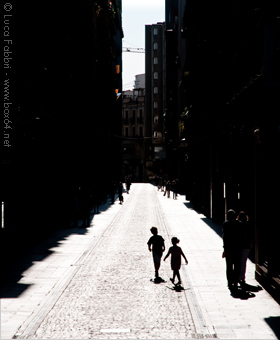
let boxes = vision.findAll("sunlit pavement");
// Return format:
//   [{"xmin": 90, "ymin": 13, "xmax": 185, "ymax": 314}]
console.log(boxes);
[{"xmin": 1, "ymin": 184, "xmax": 280, "ymax": 339}]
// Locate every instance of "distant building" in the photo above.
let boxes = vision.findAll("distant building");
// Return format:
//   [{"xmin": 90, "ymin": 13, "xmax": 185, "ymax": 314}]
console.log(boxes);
[
  {"xmin": 145, "ymin": 22, "xmax": 166, "ymax": 177},
  {"xmin": 134, "ymin": 74, "xmax": 145, "ymax": 89},
  {"xmin": 122, "ymin": 84, "xmax": 146, "ymax": 181}
]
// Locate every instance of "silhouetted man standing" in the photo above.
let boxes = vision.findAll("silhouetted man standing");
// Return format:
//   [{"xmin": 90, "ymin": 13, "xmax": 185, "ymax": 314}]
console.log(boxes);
[{"xmin": 222, "ymin": 209, "xmax": 242, "ymax": 291}]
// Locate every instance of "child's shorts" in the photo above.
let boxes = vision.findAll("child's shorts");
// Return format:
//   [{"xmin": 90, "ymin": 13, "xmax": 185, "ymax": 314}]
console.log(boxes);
[{"xmin": 153, "ymin": 252, "xmax": 162, "ymax": 264}]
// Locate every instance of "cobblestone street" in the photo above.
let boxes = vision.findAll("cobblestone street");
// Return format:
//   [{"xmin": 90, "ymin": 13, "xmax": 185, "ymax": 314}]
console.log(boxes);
[{"xmin": 2, "ymin": 184, "xmax": 280, "ymax": 339}]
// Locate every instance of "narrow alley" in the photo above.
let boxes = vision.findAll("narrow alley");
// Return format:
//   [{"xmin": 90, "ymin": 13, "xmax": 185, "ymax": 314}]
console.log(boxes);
[{"xmin": 1, "ymin": 184, "xmax": 280, "ymax": 339}]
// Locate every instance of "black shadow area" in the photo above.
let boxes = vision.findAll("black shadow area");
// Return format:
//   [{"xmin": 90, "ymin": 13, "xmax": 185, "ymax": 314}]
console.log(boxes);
[
  {"xmin": 183, "ymin": 202, "xmax": 223, "ymax": 238},
  {"xmin": 201, "ymin": 217, "xmax": 223, "ymax": 238},
  {"xmin": 0, "ymin": 198, "xmax": 114, "ymax": 298},
  {"xmin": 166, "ymin": 285, "xmax": 187, "ymax": 292},
  {"xmin": 0, "ymin": 228, "xmax": 87, "ymax": 298},
  {"xmin": 183, "ymin": 202, "xmax": 256, "ymax": 263},
  {"xmin": 265, "ymin": 316, "xmax": 280, "ymax": 339}
]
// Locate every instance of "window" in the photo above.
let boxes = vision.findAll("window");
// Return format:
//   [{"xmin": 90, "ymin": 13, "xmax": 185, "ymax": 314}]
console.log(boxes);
[
  {"xmin": 130, "ymin": 109, "xmax": 135, "ymax": 123},
  {"xmin": 133, "ymin": 127, "xmax": 136, "ymax": 137},
  {"xmin": 153, "ymin": 57, "xmax": 158, "ymax": 64},
  {"xmin": 153, "ymin": 72, "xmax": 158, "ymax": 79},
  {"xmin": 154, "ymin": 131, "xmax": 158, "ymax": 138},
  {"xmin": 154, "ymin": 116, "xmax": 159, "ymax": 123},
  {"xmin": 153, "ymin": 87, "xmax": 158, "ymax": 94},
  {"xmin": 154, "ymin": 146, "xmax": 166, "ymax": 159},
  {"xmin": 153, "ymin": 42, "xmax": 158, "ymax": 50},
  {"xmin": 154, "ymin": 102, "xmax": 158, "ymax": 109},
  {"xmin": 125, "ymin": 127, "xmax": 129, "ymax": 137},
  {"xmin": 139, "ymin": 126, "xmax": 143, "ymax": 137},
  {"xmin": 153, "ymin": 27, "xmax": 158, "ymax": 35},
  {"xmin": 138, "ymin": 108, "xmax": 143, "ymax": 123}
]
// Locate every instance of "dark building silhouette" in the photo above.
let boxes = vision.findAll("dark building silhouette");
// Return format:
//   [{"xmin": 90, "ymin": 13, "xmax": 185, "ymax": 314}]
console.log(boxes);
[
  {"xmin": 165, "ymin": 1, "xmax": 180, "ymax": 178},
  {"xmin": 145, "ymin": 23, "xmax": 167, "ymax": 176},
  {"xmin": 2, "ymin": 1, "xmax": 123, "ymax": 246},
  {"xmin": 165, "ymin": 0, "xmax": 280, "ymax": 302}
]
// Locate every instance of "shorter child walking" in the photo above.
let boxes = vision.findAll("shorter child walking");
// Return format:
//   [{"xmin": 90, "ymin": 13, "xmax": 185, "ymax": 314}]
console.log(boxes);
[{"xmin": 164, "ymin": 237, "xmax": 188, "ymax": 285}]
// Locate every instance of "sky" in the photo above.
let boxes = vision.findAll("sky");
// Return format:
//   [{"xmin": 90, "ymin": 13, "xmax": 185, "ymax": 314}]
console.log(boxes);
[{"xmin": 122, "ymin": 0, "xmax": 165, "ymax": 90}]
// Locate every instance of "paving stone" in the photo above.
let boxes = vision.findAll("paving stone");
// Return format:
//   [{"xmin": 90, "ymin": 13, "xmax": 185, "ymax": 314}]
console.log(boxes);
[{"xmin": 1, "ymin": 184, "xmax": 280, "ymax": 340}]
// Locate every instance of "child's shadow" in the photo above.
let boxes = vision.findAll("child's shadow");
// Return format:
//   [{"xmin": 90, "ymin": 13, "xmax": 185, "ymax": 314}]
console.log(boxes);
[
  {"xmin": 150, "ymin": 277, "xmax": 166, "ymax": 284},
  {"xmin": 167, "ymin": 284, "xmax": 188, "ymax": 292},
  {"xmin": 172, "ymin": 284, "xmax": 185, "ymax": 292}
]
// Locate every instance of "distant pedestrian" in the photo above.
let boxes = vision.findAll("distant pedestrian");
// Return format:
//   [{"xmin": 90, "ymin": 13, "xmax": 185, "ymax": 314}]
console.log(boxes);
[
  {"xmin": 164, "ymin": 180, "xmax": 171, "ymax": 198},
  {"xmin": 172, "ymin": 180, "xmax": 178, "ymax": 199},
  {"xmin": 147, "ymin": 227, "xmax": 165, "ymax": 281},
  {"xmin": 167, "ymin": 180, "xmax": 172, "ymax": 198},
  {"xmin": 238, "ymin": 211, "xmax": 252, "ymax": 288},
  {"xmin": 158, "ymin": 176, "xmax": 163, "ymax": 191},
  {"xmin": 155, "ymin": 175, "xmax": 159, "ymax": 188},
  {"xmin": 222, "ymin": 209, "xmax": 243, "ymax": 291},
  {"xmin": 125, "ymin": 176, "xmax": 131, "ymax": 194},
  {"xmin": 164, "ymin": 237, "xmax": 188, "ymax": 285},
  {"xmin": 118, "ymin": 181, "xmax": 124, "ymax": 204}
]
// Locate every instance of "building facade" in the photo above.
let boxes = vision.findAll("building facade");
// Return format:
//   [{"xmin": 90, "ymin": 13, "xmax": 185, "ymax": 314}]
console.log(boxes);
[
  {"xmin": 122, "ymin": 87, "xmax": 146, "ymax": 181},
  {"xmin": 134, "ymin": 74, "xmax": 145, "ymax": 89},
  {"xmin": 2, "ymin": 1, "xmax": 123, "ymax": 244},
  {"xmin": 145, "ymin": 23, "xmax": 167, "ymax": 177},
  {"xmin": 165, "ymin": 0, "xmax": 280, "ymax": 303}
]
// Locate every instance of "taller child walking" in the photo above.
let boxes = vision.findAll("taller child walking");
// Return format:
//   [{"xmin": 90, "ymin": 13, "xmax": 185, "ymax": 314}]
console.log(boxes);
[{"xmin": 147, "ymin": 226, "xmax": 165, "ymax": 281}]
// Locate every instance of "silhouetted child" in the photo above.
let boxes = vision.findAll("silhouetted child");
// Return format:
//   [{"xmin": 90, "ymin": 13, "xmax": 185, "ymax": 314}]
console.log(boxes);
[
  {"xmin": 164, "ymin": 237, "xmax": 188, "ymax": 285},
  {"xmin": 147, "ymin": 227, "xmax": 165, "ymax": 280}
]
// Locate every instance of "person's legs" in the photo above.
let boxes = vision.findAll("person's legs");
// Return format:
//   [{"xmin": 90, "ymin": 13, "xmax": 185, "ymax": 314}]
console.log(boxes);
[
  {"xmin": 170, "ymin": 270, "xmax": 175, "ymax": 284},
  {"xmin": 153, "ymin": 253, "xmax": 162, "ymax": 278},
  {"xmin": 239, "ymin": 248, "xmax": 250, "ymax": 283},
  {"xmin": 225, "ymin": 254, "xmax": 234, "ymax": 289},
  {"xmin": 177, "ymin": 270, "xmax": 181, "ymax": 284},
  {"xmin": 154, "ymin": 262, "xmax": 160, "ymax": 277},
  {"xmin": 173, "ymin": 270, "xmax": 181, "ymax": 284},
  {"xmin": 233, "ymin": 251, "xmax": 242, "ymax": 287}
]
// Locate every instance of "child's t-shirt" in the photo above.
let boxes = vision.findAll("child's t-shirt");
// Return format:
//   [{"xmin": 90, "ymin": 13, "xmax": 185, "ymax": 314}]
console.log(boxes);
[{"xmin": 147, "ymin": 235, "xmax": 165, "ymax": 255}]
